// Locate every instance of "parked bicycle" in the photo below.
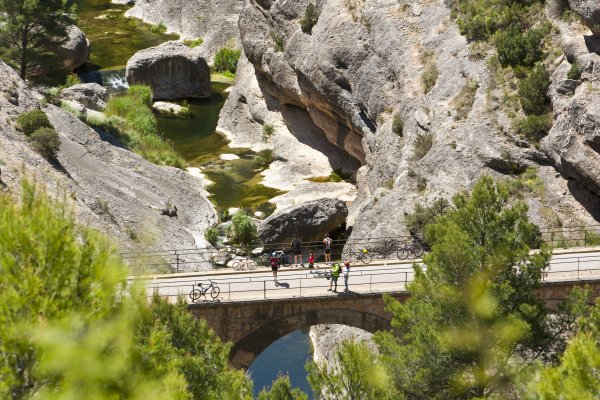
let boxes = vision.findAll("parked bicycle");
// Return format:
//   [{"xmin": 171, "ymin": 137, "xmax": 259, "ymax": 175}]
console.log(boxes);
[
  {"xmin": 310, "ymin": 270, "xmax": 331, "ymax": 280},
  {"xmin": 189, "ymin": 280, "xmax": 220, "ymax": 302},
  {"xmin": 259, "ymin": 249, "xmax": 290, "ymax": 267},
  {"xmin": 397, "ymin": 241, "xmax": 424, "ymax": 260},
  {"xmin": 232, "ymin": 257, "xmax": 258, "ymax": 271},
  {"xmin": 342, "ymin": 247, "xmax": 373, "ymax": 264}
]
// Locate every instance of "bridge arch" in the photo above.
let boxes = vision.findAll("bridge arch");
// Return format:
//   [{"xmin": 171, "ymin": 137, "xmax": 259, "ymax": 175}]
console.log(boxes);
[
  {"xmin": 188, "ymin": 293, "xmax": 408, "ymax": 369},
  {"xmin": 231, "ymin": 307, "xmax": 391, "ymax": 368}
]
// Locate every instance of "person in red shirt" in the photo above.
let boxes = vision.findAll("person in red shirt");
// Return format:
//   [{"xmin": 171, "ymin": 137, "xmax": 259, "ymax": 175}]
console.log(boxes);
[
  {"xmin": 270, "ymin": 252, "xmax": 280, "ymax": 285},
  {"xmin": 308, "ymin": 250, "xmax": 315, "ymax": 269}
]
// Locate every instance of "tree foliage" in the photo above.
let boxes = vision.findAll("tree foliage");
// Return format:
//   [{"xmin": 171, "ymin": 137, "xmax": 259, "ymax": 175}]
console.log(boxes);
[
  {"xmin": 495, "ymin": 25, "xmax": 545, "ymax": 68},
  {"xmin": 300, "ymin": 3, "xmax": 319, "ymax": 35},
  {"xmin": 0, "ymin": 181, "xmax": 251, "ymax": 399},
  {"xmin": 307, "ymin": 340, "xmax": 396, "ymax": 400},
  {"xmin": 257, "ymin": 375, "xmax": 307, "ymax": 400},
  {"xmin": 0, "ymin": 0, "xmax": 75, "ymax": 79},
  {"xmin": 374, "ymin": 176, "xmax": 553, "ymax": 399},
  {"xmin": 228, "ymin": 210, "xmax": 258, "ymax": 245},
  {"xmin": 214, "ymin": 48, "xmax": 241, "ymax": 74},
  {"xmin": 518, "ymin": 64, "xmax": 550, "ymax": 115},
  {"xmin": 403, "ymin": 198, "xmax": 451, "ymax": 244}
]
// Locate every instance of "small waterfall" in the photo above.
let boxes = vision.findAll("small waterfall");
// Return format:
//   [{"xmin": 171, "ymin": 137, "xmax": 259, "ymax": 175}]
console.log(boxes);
[{"xmin": 79, "ymin": 68, "xmax": 129, "ymax": 93}]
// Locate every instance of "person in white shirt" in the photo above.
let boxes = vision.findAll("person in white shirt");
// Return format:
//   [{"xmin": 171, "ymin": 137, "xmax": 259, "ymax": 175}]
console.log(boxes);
[{"xmin": 342, "ymin": 260, "xmax": 350, "ymax": 292}]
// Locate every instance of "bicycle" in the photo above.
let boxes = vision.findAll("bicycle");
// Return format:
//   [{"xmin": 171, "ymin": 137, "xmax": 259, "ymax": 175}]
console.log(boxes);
[
  {"xmin": 189, "ymin": 280, "xmax": 220, "ymax": 302},
  {"xmin": 259, "ymin": 250, "xmax": 290, "ymax": 267},
  {"xmin": 397, "ymin": 241, "xmax": 424, "ymax": 260},
  {"xmin": 310, "ymin": 270, "xmax": 331, "ymax": 280},
  {"xmin": 232, "ymin": 257, "xmax": 258, "ymax": 271},
  {"xmin": 342, "ymin": 247, "xmax": 373, "ymax": 264}
]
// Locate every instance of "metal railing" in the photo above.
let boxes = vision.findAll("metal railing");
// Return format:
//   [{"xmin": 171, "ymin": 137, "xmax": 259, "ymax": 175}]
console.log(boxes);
[
  {"xmin": 122, "ymin": 225, "xmax": 600, "ymax": 275},
  {"xmin": 134, "ymin": 254, "xmax": 600, "ymax": 304}
]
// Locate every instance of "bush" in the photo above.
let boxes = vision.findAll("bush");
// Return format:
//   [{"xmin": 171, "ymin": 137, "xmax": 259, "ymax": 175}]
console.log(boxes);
[
  {"xmin": 517, "ymin": 114, "xmax": 553, "ymax": 142},
  {"xmin": 64, "ymin": 73, "xmax": 81, "ymax": 87},
  {"xmin": 150, "ymin": 22, "xmax": 167, "ymax": 34},
  {"xmin": 421, "ymin": 49, "xmax": 438, "ymax": 93},
  {"xmin": 412, "ymin": 132, "xmax": 434, "ymax": 160},
  {"xmin": 567, "ymin": 61, "xmax": 583, "ymax": 80},
  {"xmin": 519, "ymin": 64, "xmax": 550, "ymax": 115},
  {"xmin": 205, "ymin": 226, "xmax": 220, "ymax": 246},
  {"xmin": 214, "ymin": 48, "xmax": 241, "ymax": 74},
  {"xmin": 300, "ymin": 3, "xmax": 320, "ymax": 34},
  {"xmin": 392, "ymin": 112, "xmax": 403, "ymax": 136},
  {"xmin": 30, "ymin": 127, "xmax": 60, "ymax": 160},
  {"xmin": 496, "ymin": 25, "xmax": 545, "ymax": 68},
  {"xmin": 404, "ymin": 198, "xmax": 451, "ymax": 243},
  {"xmin": 183, "ymin": 38, "xmax": 203, "ymax": 48},
  {"xmin": 128, "ymin": 85, "xmax": 153, "ymax": 108},
  {"xmin": 229, "ymin": 210, "xmax": 258, "ymax": 245},
  {"xmin": 452, "ymin": 80, "xmax": 479, "ymax": 120},
  {"xmin": 262, "ymin": 123, "xmax": 274, "ymax": 140},
  {"xmin": 271, "ymin": 31, "xmax": 284, "ymax": 52},
  {"xmin": 16, "ymin": 110, "xmax": 52, "ymax": 136}
]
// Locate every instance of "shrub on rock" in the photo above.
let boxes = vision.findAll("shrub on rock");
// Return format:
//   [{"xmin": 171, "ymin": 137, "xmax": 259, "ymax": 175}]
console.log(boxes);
[
  {"xmin": 214, "ymin": 48, "xmax": 241, "ymax": 74},
  {"xmin": 300, "ymin": 3, "xmax": 319, "ymax": 34},
  {"xmin": 519, "ymin": 64, "xmax": 550, "ymax": 115},
  {"xmin": 16, "ymin": 110, "xmax": 52, "ymax": 136},
  {"xmin": 30, "ymin": 127, "xmax": 61, "ymax": 161}
]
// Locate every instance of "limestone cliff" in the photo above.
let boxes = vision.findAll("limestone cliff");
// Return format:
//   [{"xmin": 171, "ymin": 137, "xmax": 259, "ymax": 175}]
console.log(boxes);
[{"xmin": 0, "ymin": 61, "xmax": 217, "ymax": 266}]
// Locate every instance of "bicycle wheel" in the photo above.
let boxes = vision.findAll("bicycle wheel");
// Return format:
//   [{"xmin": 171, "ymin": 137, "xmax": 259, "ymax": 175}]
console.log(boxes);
[
  {"xmin": 247, "ymin": 260, "xmax": 257, "ymax": 270},
  {"xmin": 397, "ymin": 248, "xmax": 410, "ymax": 260},
  {"xmin": 210, "ymin": 286, "xmax": 220, "ymax": 299},
  {"xmin": 342, "ymin": 250, "xmax": 356, "ymax": 262},
  {"xmin": 259, "ymin": 254, "xmax": 270, "ymax": 266},
  {"xmin": 360, "ymin": 252, "xmax": 373, "ymax": 264},
  {"xmin": 189, "ymin": 288, "xmax": 202, "ymax": 302},
  {"xmin": 280, "ymin": 255, "xmax": 290, "ymax": 267},
  {"xmin": 232, "ymin": 261, "xmax": 242, "ymax": 271},
  {"xmin": 413, "ymin": 246, "xmax": 424, "ymax": 258}
]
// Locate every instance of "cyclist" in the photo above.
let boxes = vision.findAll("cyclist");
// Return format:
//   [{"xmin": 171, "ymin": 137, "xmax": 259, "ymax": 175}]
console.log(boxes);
[
  {"xmin": 291, "ymin": 235, "xmax": 302, "ymax": 266},
  {"xmin": 328, "ymin": 262, "xmax": 341, "ymax": 293},
  {"xmin": 270, "ymin": 252, "xmax": 280, "ymax": 285},
  {"xmin": 323, "ymin": 233, "xmax": 333, "ymax": 265}
]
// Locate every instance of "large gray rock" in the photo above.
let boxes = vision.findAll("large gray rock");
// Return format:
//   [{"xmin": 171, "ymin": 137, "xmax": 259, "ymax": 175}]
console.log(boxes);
[
  {"xmin": 258, "ymin": 199, "xmax": 348, "ymax": 244},
  {"xmin": 126, "ymin": 41, "xmax": 210, "ymax": 100},
  {"xmin": 60, "ymin": 83, "xmax": 108, "ymax": 111},
  {"xmin": 568, "ymin": 0, "xmax": 600, "ymax": 36},
  {"xmin": 53, "ymin": 25, "xmax": 90, "ymax": 71}
]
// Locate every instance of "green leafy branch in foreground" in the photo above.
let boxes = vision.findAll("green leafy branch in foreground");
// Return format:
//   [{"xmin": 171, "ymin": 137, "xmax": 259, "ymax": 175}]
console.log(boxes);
[
  {"xmin": 0, "ymin": 181, "xmax": 251, "ymax": 399},
  {"xmin": 98, "ymin": 85, "xmax": 185, "ymax": 169}
]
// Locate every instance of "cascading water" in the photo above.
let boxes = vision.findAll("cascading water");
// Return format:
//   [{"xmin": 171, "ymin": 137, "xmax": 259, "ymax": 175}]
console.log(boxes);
[{"xmin": 80, "ymin": 69, "xmax": 129, "ymax": 93}]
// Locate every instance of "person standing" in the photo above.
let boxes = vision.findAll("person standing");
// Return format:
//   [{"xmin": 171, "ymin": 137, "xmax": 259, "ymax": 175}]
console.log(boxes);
[
  {"xmin": 270, "ymin": 252, "xmax": 280, "ymax": 285},
  {"xmin": 328, "ymin": 262, "xmax": 341, "ymax": 293},
  {"xmin": 308, "ymin": 250, "xmax": 315, "ymax": 269},
  {"xmin": 291, "ymin": 235, "xmax": 302, "ymax": 266},
  {"xmin": 323, "ymin": 233, "xmax": 333, "ymax": 265},
  {"xmin": 342, "ymin": 261, "xmax": 350, "ymax": 292}
]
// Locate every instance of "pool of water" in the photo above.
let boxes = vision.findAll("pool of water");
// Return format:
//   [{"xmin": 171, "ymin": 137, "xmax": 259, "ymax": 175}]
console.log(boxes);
[
  {"xmin": 249, "ymin": 329, "xmax": 314, "ymax": 398},
  {"xmin": 76, "ymin": 0, "xmax": 178, "ymax": 71}
]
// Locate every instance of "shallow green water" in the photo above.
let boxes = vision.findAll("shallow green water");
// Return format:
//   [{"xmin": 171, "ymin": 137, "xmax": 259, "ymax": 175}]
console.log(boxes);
[
  {"xmin": 76, "ymin": 0, "xmax": 178, "ymax": 71},
  {"xmin": 157, "ymin": 85, "xmax": 284, "ymax": 215}
]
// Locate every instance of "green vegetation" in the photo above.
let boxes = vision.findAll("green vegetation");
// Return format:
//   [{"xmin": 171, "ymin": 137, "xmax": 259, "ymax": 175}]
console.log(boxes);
[
  {"xmin": 258, "ymin": 375, "xmax": 307, "ymax": 400},
  {"xmin": 307, "ymin": 171, "xmax": 344, "ymax": 183},
  {"xmin": 300, "ymin": 3, "xmax": 320, "ymax": 35},
  {"xmin": 205, "ymin": 225, "xmax": 220, "ymax": 246},
  {"xmin": 271, "ymin": 31, "xmax": 284, "ymax": 52},
  {"xmin": 496, "ymin": 24, "xmax": 547, "ymax": 68},
  {"xmin": 0, "ymin": 0, "xmax": 74, "ymax": 79},
  {"xmin": 228, "ymin": 209, "xmax": 258, "ymax": 245},
  {"xmin": 30, "ymin": 127, "xmax": 60, "ymax": 161},
  {"xmin": 64, "ymin": 72, "xmax": 81, "ymax": 87},
  {"xmin": 519, "ymin": 64, "xmax": 551, "ymax": 115},
  {"xmin": 262, "ymin": 123, "xmax": 275, "ymax": 140},
  {"xmin": 420, "ymin": 49, "xmax": 439, "ymax": 93},
  {"xmin": 412, "ymin": 132, "xmax": 434, "ymax": 160},
  {"xmin": 150, "ymin": 22, "xmax": 167, "ymax": 34},
  {"xmin": 404, "ymin": 198, "xmax": 451, "ymax": 242},
  {"xmin": 103, "ymin": 85, "xmax": 185, "ymax": 168},
  {"xmin": 452, "ymin": 80, "xmax": 479, "ymax": 120},
  {"xmin": 517, "ymin": 113, "xmax": 553, "ymax": 141},
  {"xmin": 255, "ymin": 149, "xmax": 274, "ymax": 169},
  {"xmin": 214, "ymin": 47, "xmax": 241, "ymax": 74},
  {"xmin": 505, "ymin": 167, "xmax": 545, "ymax": 197},
  {"xmin": 183, "ymin": 37, "xmax": 204, "ymax": 48},
  {"xmin": 16, "ymin": 110, "xmax": 52, "ymax": 135},
  {"xmin": 0, "ymin": 181, "xmax": 252, "ymax": 398},
  {"xmin": 392, "ymin": 112, "xmax": 403, "ymax": 136},
  {"xmin": 567, "ymin": 60, "xmax": 583, "ymax": 80}
]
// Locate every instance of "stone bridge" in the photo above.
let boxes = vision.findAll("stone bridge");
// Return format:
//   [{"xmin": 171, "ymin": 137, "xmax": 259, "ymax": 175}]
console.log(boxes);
[{"xmin": 189, "ymin": 280, "xmax": 600, "ymax": 369}]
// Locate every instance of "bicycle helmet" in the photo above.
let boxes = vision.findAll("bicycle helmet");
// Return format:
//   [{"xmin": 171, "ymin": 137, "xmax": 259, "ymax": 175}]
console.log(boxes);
[{"xmin": 272, "ymin": 252, "xmax": 276, "ymax": 256}]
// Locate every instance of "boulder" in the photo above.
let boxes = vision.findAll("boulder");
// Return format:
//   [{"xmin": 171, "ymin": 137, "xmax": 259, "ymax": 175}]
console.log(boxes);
[
  {"xmin": 54, "ymin": 25, "xmax": 90, "ymax": 71},
  {"xmin": 126, "ymin": 41, "xmax": 210, "ymax": 100},
  {"xmin": 60, "ymin": 83, "xmax": 108, "ymax": 111},
  {"xmin": 258, "ymin": 198, "xmax": 348, "ymax": 244},
  {"xmin": 568, "ymin": 0, "xmax": 600, "ymax": 36},
  {"xmin": 152, "ymin": 101, "xmax": 190, "ymax": 117}
]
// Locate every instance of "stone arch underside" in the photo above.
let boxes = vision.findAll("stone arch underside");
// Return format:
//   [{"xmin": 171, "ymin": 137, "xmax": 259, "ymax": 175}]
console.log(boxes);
[{"xmin": 230, "ymin": 307, "xmax": 391, "ymax": 369}]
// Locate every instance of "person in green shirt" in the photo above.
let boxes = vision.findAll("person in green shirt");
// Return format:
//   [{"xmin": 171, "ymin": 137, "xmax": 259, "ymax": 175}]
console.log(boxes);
[{"xmin": 328, "ymin": 262, "xmax": 341, "ymax": 293}]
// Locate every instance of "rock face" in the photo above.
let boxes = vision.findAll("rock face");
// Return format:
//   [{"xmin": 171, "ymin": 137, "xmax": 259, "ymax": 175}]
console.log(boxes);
[
  {"xmin": 0, "ymin": 61, "xmax": 217, "ymax": 266},
  {"xmin": 310, "ymin": 325, "xmax": 374, "ymax": 366},
  {"xmin": 126, "ymin": 41, "xmax": 210, "ymax": 100},
  {"xmin": 125, "ymin": 0, "xmax": 244, "ymax": 59},
  {"xmin": 258, "ymin": 199, "xmax": 348, "ymax": 244},
  {"xmin": 54, "ymin": 25, "xmax": 90, "ymax": 71},
  {"xmin": 60, "ymin": 83, "xmax": 108, "ymax": 111},
  {"xmin": 568, "ymin": 0, "xmax": 600, "ymax": 36}
]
